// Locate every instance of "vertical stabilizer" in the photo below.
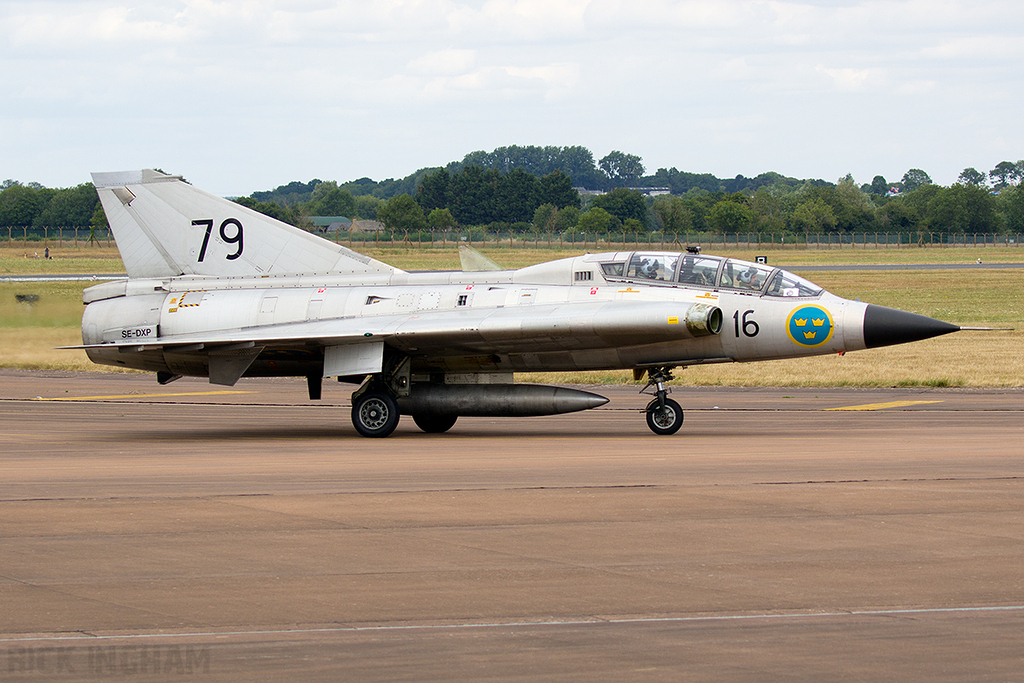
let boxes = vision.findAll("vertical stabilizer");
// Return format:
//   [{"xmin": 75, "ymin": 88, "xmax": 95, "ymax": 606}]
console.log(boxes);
[
  {"xmin": 458, "ymin": 244, "xmax": 503, "ymax": 272},
  {"xmin": 92, "ymin": 169, "xmax": 401, "ymax": 279}
]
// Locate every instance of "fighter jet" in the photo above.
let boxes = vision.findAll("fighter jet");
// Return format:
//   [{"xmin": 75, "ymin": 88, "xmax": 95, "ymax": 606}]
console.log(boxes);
[{"xmin": 71, "ymin": 169, "xmax": 962, "ymax": 437}]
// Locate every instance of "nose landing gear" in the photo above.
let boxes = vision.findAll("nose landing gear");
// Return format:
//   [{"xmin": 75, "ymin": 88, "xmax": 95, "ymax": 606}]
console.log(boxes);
[{"xmin": 641, "ymin": 367, "xmax": 683, "ymax": 435}]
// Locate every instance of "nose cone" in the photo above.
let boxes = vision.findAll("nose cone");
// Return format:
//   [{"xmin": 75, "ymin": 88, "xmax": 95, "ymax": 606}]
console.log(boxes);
[{"xmin": 863, "ymin": 305, "xmax": 960, "ymax": 349}]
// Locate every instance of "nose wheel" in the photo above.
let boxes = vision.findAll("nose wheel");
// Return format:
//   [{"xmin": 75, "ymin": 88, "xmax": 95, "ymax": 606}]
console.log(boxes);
[
  {"xmin": 641, "ymin": 367, "xmax": 684, "ymax": 435},
  {"xmin": 646, "ymin": 397, "xmax": 683, "ymax": 435}
]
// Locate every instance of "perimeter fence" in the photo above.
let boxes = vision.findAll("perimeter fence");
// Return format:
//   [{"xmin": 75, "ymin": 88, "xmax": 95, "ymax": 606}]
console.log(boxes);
[{"xmin": 2, "ymin": 226, "xmax": 1022, "ymax": 251}]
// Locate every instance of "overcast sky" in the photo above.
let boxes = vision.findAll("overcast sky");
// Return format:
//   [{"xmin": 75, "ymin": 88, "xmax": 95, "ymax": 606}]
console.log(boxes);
[{"xmin": 2, "ymin": 0, "xmax": 1022, "ymax": 196}]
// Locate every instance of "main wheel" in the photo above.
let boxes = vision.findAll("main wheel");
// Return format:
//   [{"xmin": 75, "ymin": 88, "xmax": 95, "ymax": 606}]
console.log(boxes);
[
  {"xmin": 352, "ymin": 391, "xmax": 400, "ymax": 438},
  {"xmin": 646, "ymin": 398, "xmax": 683, "ymax": 435},
  {"xmin": 412, "ymin": 413, "xmax": 458, "ymax": 434}
]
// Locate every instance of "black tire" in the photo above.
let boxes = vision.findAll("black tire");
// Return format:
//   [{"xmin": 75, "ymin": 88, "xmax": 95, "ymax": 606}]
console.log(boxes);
[
  {"xmin": 412, "ymin": 413, "xmax": 458, "ymax": 434},
  {"xmin": 352, "ymin": 391, "xmax": 400, "ymax": 438},
  {"xmin": 646, "ymin": 398, "xmax": 683, "ymax": 435}
]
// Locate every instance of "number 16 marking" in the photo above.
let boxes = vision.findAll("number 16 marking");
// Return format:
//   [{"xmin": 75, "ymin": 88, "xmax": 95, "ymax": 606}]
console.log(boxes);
[{"xmin": 733, "ymin": 309, "xmax": 759, "ymax": 337}]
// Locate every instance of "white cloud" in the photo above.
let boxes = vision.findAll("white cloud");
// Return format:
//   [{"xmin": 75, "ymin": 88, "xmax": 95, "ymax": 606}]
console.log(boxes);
[
  {"xmin": 408, "ymin": 49, "xmax": 477, "ymax": 76},
  {"xmin": 414, "ymin": 61, "xmax": 579, "ymax": 104},
  {"xmin": 920, "ymin": 35, "xmax": 1024, "ymax": 61},
  {"xmin": 815, "ymin": 65, "xmax": 877, "ymax": 92},
  {"xmin": 1, "ymin": 0, "xmax": 1023, "ymax": 191},
  {"xmin": 585, "ymin": 0, "xmax": 751, "ymax": 31},
  {"xmin": 6, "ymin": 4, "xmax": 193, "ymax": 48},
  {"xmin": 447, "ymin": 0, "xmax": 590, "ymax": 40},
  {"xmin": 711, "ymin": 57, "xmax": 754, "ymax": 81}
]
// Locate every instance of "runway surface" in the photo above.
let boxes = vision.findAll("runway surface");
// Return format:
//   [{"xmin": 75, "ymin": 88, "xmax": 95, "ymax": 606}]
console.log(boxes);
[{"xmin": 2, "ymin": 370, "xmax": 1023, "ymax": 681}]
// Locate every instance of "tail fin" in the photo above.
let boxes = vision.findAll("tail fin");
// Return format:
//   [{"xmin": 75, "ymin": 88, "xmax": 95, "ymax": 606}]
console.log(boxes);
[
  {"xmin": 92, "ymin": 169, "xmax": 400, "ymax": 279},
  {"xmin": 458, "ymin": 244, "xmax": 503, "ymax": 272}
]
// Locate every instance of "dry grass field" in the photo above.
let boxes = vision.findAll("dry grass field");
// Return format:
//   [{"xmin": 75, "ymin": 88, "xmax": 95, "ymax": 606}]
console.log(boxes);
[{"xmin": 2, "ymin": 243, "xmax": 1020, "ymax": 386}]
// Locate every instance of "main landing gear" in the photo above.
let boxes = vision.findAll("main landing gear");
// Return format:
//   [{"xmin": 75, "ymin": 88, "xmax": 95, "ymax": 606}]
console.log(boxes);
[
  {"xmin": 350, "ymin": 356, "xmax": 409, "ymax": 438},
  {"xmin": 350, "ymin": 383, "xmax": 459, "ymax": 437},
  {"xmin": 641, "ymin": 367, "xmax": 683, "ymax": 436},
  {"xmin": 351, "ymin": 383, "xmax": 400, "ymax": 438},
  {"xmin": 349, "ymin": 356, "xmax": 459, "ymax": 438}
]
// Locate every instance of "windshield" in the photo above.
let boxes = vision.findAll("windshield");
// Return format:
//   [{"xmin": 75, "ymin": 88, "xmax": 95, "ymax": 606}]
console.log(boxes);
[{"xmin": 765, "ymin": 270, "xmax": 823, "ymax": 297}]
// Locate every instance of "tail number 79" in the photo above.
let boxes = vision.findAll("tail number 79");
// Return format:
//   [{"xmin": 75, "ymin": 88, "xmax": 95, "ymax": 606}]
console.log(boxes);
[
  {"xmin": 193, "ymin": 219, "xmax": 244, "ymax": 262},
  {"xmin": 733, "ymin": 309, "xmax": 759, "ymax": 338}
]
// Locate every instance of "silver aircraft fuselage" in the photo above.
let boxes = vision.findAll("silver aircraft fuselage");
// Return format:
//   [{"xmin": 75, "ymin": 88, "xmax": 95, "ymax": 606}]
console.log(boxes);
[{"xmin": 80, "ymin": 250, "xmax": 949, "ymax": 379}]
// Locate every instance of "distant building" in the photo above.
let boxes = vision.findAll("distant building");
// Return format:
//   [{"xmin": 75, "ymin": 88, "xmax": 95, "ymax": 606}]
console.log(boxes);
[
  {"xmin": 573, "ymin": 187, "xmax": 672, "ymax": 197},
  {"xmin": 311, "ymin": 217, "xmax": 385, "ymax": 233},
  {"xmin": 351, "ymin": 219, "xmax": 385, "ymax": 233},
  {"xmin": 310, "ymin": 216, "xmax": 352, "ymax": 233}
]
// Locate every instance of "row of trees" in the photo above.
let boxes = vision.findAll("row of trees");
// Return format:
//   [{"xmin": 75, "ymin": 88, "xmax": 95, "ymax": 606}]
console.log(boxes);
[
  {"xmin": 455, "ymin": 146, "xmax": 646, "ymax": 190},
  {"xmin": 368, "ymin": 175, "xmax": 1024, "ymax": 236},
  {"xmin": 235, "ymin": 152, "xmax": 1024, "ymax": 235},
  {"xmin": 648, "ymin": 177, "xmax": 1024, "ymax": 235},
  {"xmin": 191, "ymin": 155, "xmax": 651, "ymax": 233},
  {"xmin": 0, "ymin": 180, "xmax": 103, "ymax": 230},
  {"xmin": 373, "ymin": 178, "xmax": 652, "ymax": 235},
  {"xmin": 235, "ymin": 148, "xmax": 1024, "ymax": 236},
  {"xmin": 956, "ymin": 161, "xmax": 1024, "ymax": 190},
  {"xmin": 246, "ymin": 146, "xmax": 826, "ymax": 208},
  {"xmin": 4, "ymin": 149, "xmax": 1024, "ymax": 235},
  {"xmin": 417, "ymin": 167, "xmax": 579, "ymax": 224}
]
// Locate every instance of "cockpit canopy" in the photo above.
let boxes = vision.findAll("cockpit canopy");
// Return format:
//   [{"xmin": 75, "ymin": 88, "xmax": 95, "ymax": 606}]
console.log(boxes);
[{"xmin": 601, "ymin": 252, "xmax": 823, "ymax": 298}]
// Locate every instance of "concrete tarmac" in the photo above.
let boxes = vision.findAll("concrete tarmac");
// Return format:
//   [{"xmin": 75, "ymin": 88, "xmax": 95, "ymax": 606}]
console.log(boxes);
[{"xmin": 1, "ymin": 370, "xmax": 1023, "ymax": 681}]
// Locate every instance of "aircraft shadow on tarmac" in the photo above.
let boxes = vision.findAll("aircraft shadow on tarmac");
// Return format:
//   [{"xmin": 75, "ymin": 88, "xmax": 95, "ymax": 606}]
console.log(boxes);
[{"xmin": 86, "ymin": 417, "xmax": 743, "ymax": 443}]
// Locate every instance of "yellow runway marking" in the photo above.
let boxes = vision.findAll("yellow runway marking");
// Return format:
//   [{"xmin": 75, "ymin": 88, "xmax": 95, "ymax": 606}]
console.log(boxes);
[
  {"xmin": 34, "ymin": 391, "xmax": 255, "ymax": 401},
  {"xmin": 824, "ymin": 400, "xmax": 943, "ymax": 411}
]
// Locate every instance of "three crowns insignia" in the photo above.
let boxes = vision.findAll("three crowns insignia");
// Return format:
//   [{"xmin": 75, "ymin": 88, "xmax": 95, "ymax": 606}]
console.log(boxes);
[{"xmin": 793, "ymin": 309, "xmax": 830, "ymax": 344}]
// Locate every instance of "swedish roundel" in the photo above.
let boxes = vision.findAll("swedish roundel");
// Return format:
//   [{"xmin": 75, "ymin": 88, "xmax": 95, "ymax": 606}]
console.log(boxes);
[{"xmin": 786, "ymin": 305, "xmax": 834, "ymax": 348}]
